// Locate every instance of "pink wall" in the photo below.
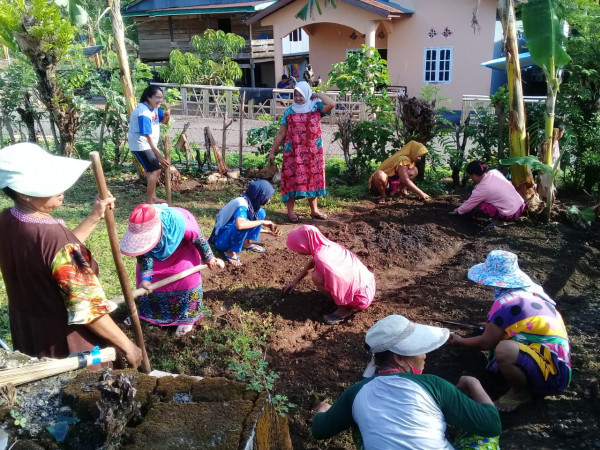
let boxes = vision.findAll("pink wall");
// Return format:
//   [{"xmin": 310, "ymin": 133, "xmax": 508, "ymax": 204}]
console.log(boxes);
[{"xmin": 260, "ymin": 0, "xmax": 497, "ymax": 106}]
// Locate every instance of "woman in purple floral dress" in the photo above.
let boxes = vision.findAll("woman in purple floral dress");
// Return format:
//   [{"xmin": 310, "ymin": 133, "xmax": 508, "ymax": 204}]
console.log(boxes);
[{"xmin": 268, "ymin": 81, "xmax": 335, "ymax": 222}]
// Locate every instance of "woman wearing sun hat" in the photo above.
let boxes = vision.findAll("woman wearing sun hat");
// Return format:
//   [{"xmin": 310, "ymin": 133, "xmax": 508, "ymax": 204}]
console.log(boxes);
[
  {"xmin": 449, "ymin": 250, "xmax": 571, "ymax": 413},
  {"xmin": 120, "ymin": 204, "xmax": 219, "ymax": 335},
  {"xmin": 0, "ymin": 143, "xmax": 142, "ymax": 368},
  {"xmin": 312, "ymin": 314, "xmax": 501, "ymax": 449}
]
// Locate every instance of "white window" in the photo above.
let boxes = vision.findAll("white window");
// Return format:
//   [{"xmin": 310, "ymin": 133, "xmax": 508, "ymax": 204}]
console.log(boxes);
[
  {"xmin": 423, "ymin": 47, "xmax": 453, "ymax": 83},
  {"xmin": 289, "ymin": 28, "xmax": 303, "ymax": 42}
]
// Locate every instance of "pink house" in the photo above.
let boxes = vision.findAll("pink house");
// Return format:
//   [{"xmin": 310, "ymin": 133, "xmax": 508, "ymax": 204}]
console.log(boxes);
[{"xmin": 248, "ymin": 0, "xmax": 498, "ymax": 106}]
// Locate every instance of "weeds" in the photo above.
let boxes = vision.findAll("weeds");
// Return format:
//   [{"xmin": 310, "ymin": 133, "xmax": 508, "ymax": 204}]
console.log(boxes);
[{"xmin": 227, "ymin": 309, "xmax": 295, "ymax": 416}]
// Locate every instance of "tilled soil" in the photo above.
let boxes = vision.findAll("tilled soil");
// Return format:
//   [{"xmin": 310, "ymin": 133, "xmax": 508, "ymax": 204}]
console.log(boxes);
[{"xmin": 139, "ymin": 192, "xmax": 600, "ymax": 450}]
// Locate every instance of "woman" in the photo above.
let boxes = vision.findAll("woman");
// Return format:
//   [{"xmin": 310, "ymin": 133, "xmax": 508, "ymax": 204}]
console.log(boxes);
[
  {"xmin": 128, "ymin": 85, "xmax": 171, "ymax": 204},
  {"xmin": 449, "ymin": 250, "xmax": 571, "ymax": 412},
  {"xmin": 450, "ymin": 161, "xmax": 525, "ymax": 225},
  {"xmin": 268, "ymin": 81, "xmax": 335, "ymax": 222},
  {"xmin": 120, "ymin": 204, "xmax": 219, "ymax": 335},
  {"xmin": 312, "ymin": 315, "xmax": 501, "ymax": 449},
  {"xmin": 0, "ymin": 143, "xmax": 142, "ymax": 367},
  {"xmin": 369, "ymin": 141, "xmax": 431, "ymax": 204},
  {"xmin": 210, "ymin": 180, "xmax": 280, "ymax": 267},
  {"xmin": 284, "ymin": 225, "xmax": 375, "ymax": 324}
]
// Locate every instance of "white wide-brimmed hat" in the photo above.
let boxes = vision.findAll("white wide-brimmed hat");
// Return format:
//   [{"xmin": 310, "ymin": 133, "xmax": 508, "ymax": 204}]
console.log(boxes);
[
  {"xmin": 363, "ymin": 315, "xmax": 449, "ymax": 377},
  {"xmin": 0, "ymin": 143, "xmax": 90, "ymax": 197},
  {"xmin": 468, "ymin": 249, "xmax": 533, "ymax": 288}
]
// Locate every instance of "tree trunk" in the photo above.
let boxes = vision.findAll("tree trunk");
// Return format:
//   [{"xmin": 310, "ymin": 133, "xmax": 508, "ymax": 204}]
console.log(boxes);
[
  {"xmin": 498, "ymin": 0, "xmax": 538, "ymax": 206},
  {"xmin": 107, "ymin": 0, "xmax": 136, "ymax": 117},
  {"xmin": 16, "ymin": 93, "xmax": 37, "ymax": 143}
]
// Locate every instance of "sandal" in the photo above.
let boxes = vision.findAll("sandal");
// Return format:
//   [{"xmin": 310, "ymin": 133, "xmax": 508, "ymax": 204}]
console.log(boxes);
[
  {"xmin": 494, "ymin": 394, "xmax": 533, "ymax": 413},
  {"xmin": 288, "ymin": 214, "xmax": 300, "ymax": 223},
  {"xmin": 225, "ymin": 254, "xmax": 242, "ymax": 266},
  {"xmin": 321, "ymin": 311, "xmax": 356, "ymax": 325},
  {"xmin": 175, "ymin": 324, "xmax": 194, "ymax": 335},
  {"xmin": 310, "ymin": 212, "xmax": 328, "ymax": 220},
  {"xmin": 243, "ymin": 243, "xmax": 266, "ymax": 253}
]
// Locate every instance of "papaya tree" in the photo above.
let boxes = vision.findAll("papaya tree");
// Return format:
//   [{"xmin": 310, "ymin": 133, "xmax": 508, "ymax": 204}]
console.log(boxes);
[{"xmin": 522, "ymin": 0, "xmax": 571, "ymax": 219}]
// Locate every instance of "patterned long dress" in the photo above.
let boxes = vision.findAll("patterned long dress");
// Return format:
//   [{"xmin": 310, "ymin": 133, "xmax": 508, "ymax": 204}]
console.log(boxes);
[
  {"xmin": 280, "ymin": 102, "xmax": 329, "ymax": 203},
  {"xmin": 136, "ymin": 208, "xmax": 213, "ymax": 326}
]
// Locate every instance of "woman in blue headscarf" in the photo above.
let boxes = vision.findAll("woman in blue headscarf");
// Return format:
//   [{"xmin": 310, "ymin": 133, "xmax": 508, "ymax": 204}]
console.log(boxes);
[{"xmin": 210, "ymin": 180, "xmax": 280, "ymax": 266}]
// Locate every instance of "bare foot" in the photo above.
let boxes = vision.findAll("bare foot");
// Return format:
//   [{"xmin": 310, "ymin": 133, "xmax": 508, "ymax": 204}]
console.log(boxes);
[
  {"xmin": 148, "ymin": 197, "xmax": 167, "ymax": 204},
  {"xmin": 377, "ymin": 197, "xmax": 386, "ymax": 205}
]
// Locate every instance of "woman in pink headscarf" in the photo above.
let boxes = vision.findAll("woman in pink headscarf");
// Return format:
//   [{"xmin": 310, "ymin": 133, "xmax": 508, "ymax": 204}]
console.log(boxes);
[{"xmin": 284, "ymin": 225, "xmax": 376, "ymax": 324}]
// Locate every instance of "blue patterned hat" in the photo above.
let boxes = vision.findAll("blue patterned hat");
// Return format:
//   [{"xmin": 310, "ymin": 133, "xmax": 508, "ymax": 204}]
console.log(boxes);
[{"xmin": 468, "ymin": 250, "xmax": 533, "ymax": 288}]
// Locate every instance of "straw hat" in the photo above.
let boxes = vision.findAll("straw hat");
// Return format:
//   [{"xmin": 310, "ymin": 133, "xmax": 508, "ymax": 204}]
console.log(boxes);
[
  {"xmin": 363, "ymin": 315, "xmax": 449, "ymax": 377},
  {"xmin": 0, "ymin": 143, "xmax": 90, "ymax": 197},
  {"xmin": 120, "ymin": 204, "xmax": 162, "ymax": 257},
  {"xmin": 468, "ymin": 250, "xmax": 532, "ymax": 288}
]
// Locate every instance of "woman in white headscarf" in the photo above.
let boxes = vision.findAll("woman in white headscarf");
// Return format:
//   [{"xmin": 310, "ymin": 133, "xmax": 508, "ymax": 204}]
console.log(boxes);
[{"xmin": 268, "ymin": 81, "xmax": 335, "ymax": 223}]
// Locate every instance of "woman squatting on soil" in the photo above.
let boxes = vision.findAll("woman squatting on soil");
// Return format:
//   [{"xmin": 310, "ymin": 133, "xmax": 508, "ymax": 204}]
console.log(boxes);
[
  {"xmin": 449, "ymin": 250, "xmax": 571, "ymax": 412},
  {"xmin": 369, "ymin": 141, "xmax": 431, "ymax": 205},
  {"xmin": 120, "ymin": 204, "xmax": 220, "ymax": 336},
  {"xmin": 210, "ymin": 180, "xmax": 281, "ymax": 266},
  {"xmin": 312, "ymin": 315, "xmax": 501, "ymax": 448},
  {"xmin": 128, "ymin": 85, "xmax": 171, "ymax": 205},
  {"xmin": 0, "ymin": 143, "xmax": 142, "ymax": 368},
  {"xmin": 284, "ymin": 225, "xmax": 376, "ymax": 324},
  {"xmin": 268, "ymin": 81, "xmax": 336, "ymax": 223},
  {"xmin": 450, "ymin": 161, "xmax": 525, "ymax": 226}
]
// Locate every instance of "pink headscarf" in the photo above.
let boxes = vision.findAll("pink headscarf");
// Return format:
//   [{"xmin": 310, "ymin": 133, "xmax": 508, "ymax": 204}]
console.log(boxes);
[{"xmin": 286, "ymin": 225, "xmax": 374, "ymax": 306}]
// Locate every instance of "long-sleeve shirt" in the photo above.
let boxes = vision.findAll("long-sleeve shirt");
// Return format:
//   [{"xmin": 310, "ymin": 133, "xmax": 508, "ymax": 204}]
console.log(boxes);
[
  {"xmin": 312, "ymin": 373, "xmax": 501, "ymax": 449},
  {"xmin": 458, "ymin": 169, "xmax": 524, "ymax": 216}
]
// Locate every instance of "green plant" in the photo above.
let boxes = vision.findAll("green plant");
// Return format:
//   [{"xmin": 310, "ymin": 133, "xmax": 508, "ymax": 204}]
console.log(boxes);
[
  {"xmin": 10, "ymin": 409, "xmax": 27, "ymax": 428},
  {"xmin": 228, "ymin": 310, "xmax": 295, "ymax": 416},
  {"xmin": 246, "ymin": 120, "xmax": 280, "ymax": 156},
  {"xmin": 159, "ymin": 30, "xmax": 244, "ymax": 86}
]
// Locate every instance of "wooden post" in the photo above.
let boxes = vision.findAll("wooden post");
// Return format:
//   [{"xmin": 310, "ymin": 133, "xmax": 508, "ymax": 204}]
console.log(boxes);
[
  {"xmin": 164, "ymin": 136, "xmax": 172, "ymax": 205},
  {"xmin": 204, "ymin": 127, "xmax": 228, "ymax": 175},
  {"xmin": 107, "ymin": 0, "xmax": 136, "ymax": 117},
  {"xmin": 239, "ymin": 91, "xmax": 246, "ymax": 173},
  {"xmin": 182, "ymin": 87, "xmax": 188, "ymax": 115},
  {"xmin": 89, "ymin": 152, "xmax": 151, "ymax": 374}
]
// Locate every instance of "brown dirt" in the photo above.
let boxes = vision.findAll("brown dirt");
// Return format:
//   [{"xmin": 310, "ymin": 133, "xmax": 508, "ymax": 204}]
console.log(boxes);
[{"xmin": 136, "ymin": 191, "xmax": 600, "ymax": 450}]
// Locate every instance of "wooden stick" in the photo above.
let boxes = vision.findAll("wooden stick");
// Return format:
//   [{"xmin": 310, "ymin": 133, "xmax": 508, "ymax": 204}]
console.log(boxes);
[
  {"xmin": 0, "ymin": 348, "xmax": 116, "ymax": 388},
  {"xmin": 131, "ymin": 258, "xmax": 225, "ymax": 299},
  {"xmin": 239, "ymin": 90, "xmax": 246, "ymax": 173},
  {"xmin": 164, "ymin": 135, "xmax": 172, "ymax": 205},
  {"xmin": 89, "ymin": 152, "xmax": 151, "ymax": 373}
]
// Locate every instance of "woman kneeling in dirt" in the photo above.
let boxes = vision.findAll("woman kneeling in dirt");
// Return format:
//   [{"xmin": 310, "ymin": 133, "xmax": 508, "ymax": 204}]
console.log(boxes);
[
  {"xmin": 449, "ymin": 250, "xmax": 571, "ymax": 412},
  {"xmin": 312, "ymin": 315, "xmax": 501, "ymax": 448},
  {"xmin": 369, "ymin": 141, "xmax": 431, "ymax": 204},
  {"xmin": 284, "ymin": 225, "xmax": 375, "ymax": 324},
  {"xmin": 450, "ymin": 161, "xmax": 525, "ymax": 226},
  {"xmin": 210, "ymin": 180, "xmax": 280, "ymax": 266},
  {"xmin": 120, "ymin": 204, "xmax": 220, "ymax": 335}
]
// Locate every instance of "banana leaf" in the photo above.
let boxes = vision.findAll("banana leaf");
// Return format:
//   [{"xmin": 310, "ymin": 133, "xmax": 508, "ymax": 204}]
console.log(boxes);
[
  {"xmin": 500, "ymin": 156, "xmax": 552, "ymax": 174},
  {"xmin": 522, "ymin": 0, "xmax": 570, "ymax": 72}
]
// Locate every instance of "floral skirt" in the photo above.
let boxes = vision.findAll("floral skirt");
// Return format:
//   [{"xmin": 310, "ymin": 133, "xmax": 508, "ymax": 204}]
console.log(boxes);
[{"xmin": 137, "ymin": 284, "xmax": 203, "ymax": 326}]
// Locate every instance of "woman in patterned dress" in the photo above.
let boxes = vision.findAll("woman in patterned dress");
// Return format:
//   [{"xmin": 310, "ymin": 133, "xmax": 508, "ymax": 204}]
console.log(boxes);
[
  {"xmin": 268, "ymin": 81, "xmax": 335, "ymax": 222},
  {"xmin": 0, "ymin": 143, "xmax": 142, "ymax": 368},
  {"xmin": 120, "ymin": 204, "xmax": 219, "ymax": 335},
  {"xmin": 449, "ymin": 250, "xmax": 571, "ymax": 412}
]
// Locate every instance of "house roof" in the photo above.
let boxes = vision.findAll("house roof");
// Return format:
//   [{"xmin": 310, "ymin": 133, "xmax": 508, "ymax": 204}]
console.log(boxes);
[
  {"xmin": 246, "ymin": 0, "xmax": 414, "ymax": 24},
  {"xmin": 122, "ymin": 0, "xmax": 275, "ymax": 16}
]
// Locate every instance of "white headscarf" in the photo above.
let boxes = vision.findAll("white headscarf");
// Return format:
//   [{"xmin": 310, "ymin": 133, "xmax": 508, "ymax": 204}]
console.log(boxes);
[{"xmin": 292, "ymin": 81, "xmax": 319, "ymax": 114}]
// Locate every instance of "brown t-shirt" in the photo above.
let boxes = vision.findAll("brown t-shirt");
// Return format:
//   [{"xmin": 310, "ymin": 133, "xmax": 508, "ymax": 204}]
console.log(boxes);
[{"xmin": 0, "ymin": 208, "xmax": 110, "ymax": 359}]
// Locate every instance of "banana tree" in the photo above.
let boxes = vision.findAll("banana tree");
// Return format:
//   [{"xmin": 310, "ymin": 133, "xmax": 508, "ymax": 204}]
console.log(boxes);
[{"xmin": 521, "ymin": 0, "xmax": 570, "ymax": 213}]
